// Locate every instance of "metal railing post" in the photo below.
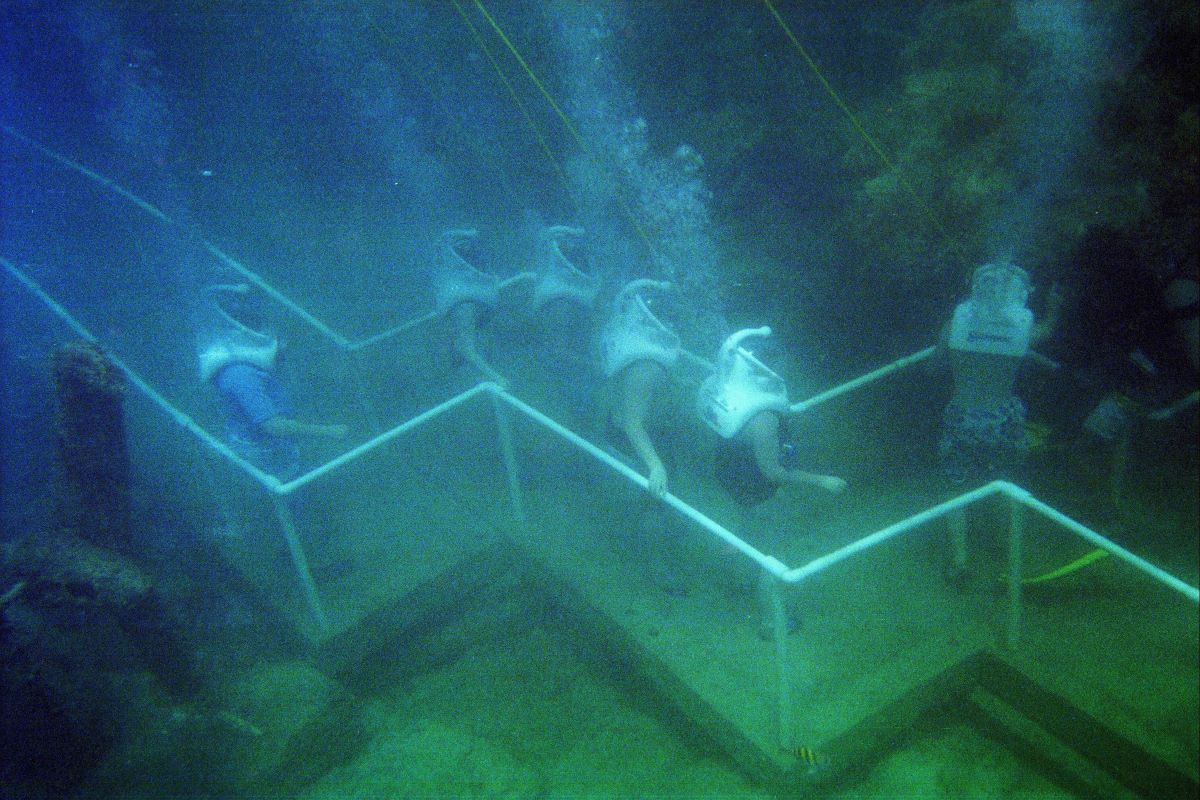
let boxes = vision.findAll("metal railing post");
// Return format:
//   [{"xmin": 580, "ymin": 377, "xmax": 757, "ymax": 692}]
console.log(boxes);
[
  {"xmin": 346, "ymin": 348, "xmax": 385, "ymax": 434},
  {"xmin": 490, "ymin": 389, "xmax": 527, "ymax": 528},
  {"xmin": 761, "ymin": 570, "xmax": 794, "ymax": 752},
  {"xmin": 271, "ymin": 494, "xmax": 328, "ymax": 634},
  {"xmin": 1006, "ymin": 495, "xmax": 1023, "ymax": 650}
]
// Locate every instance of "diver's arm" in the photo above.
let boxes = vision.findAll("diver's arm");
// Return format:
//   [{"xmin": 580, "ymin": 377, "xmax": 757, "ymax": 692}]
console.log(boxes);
[
  {"xmin": 262, "ymin": 416, "xmax": 348, "ymax": 439},
  {"xmin": 787, "ymin": 469, "xmax": 848, "ymax": 493},
  {"xmin": 621, "ymin": 417, "xmax": 668, "ymax": 497},
  {"xmin": 746, "ymin": 412, "xmax": 846, "ymax": 493},
  {"xmin": 929, "ymin": 319, "xmax": 953, "ymax": 366},
  {"xmin": 1031, "ymin": 282, "xmax": 1064, "ymax": 345},
  {"xmin": 451, "ymin": 303, "xmax": 509, "ymax": 389},
  {"xmin": 619, "ymin": 361, "xmax": 668, "ymax": 497},
  {"xmin": 921, "ymin": 319, "xmax": 953, "ymax": 377}
]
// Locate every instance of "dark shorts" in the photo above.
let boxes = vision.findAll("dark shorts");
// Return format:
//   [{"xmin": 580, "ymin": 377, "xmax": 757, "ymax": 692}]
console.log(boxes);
[
  {"xmin": 714, "ymin": 436, "xmax": 779, "ymax": 507},
  {"xmin": 938, "ymin": 397, "xmax": 1028, "ymax": 485}
]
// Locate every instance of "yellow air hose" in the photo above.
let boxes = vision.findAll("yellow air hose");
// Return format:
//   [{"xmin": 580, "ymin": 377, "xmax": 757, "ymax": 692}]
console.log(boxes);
[
  {"xmin": 761, "ymin": 0, "xmax": 952, "ymax": 247},
  {"xmin": 1018, "ymin": 548, "xmax": 1110, "ymax": 585}
]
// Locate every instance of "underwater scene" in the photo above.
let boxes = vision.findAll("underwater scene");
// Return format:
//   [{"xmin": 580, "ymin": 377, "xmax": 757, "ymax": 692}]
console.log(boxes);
[{"xmin": 1, "ymin": 1, "xmax": 1197, "ymax": 798}]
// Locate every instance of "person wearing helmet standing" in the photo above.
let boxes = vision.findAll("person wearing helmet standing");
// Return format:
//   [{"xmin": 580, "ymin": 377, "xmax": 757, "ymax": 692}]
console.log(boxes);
[
  {"xmin": 698, "ymin": 327, "xmax": 847, "ymax": 505},
  {"xmin": 596, "ymin": 279, "xmax": 690, "ymax": 594},
  {"xmin": 937, "ymin": 261, "xmax": 1063, "ymax": 581},
  {"xmin": 599, "ymin": 279, "xmax": 682, "ymax": 498}
]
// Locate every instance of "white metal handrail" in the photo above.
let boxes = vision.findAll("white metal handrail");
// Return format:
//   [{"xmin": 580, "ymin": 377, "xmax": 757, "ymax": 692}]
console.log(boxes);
[
  {"xmin": 1, "ymin": 257, "xmax": 279, "ymax": 491},
  {"xmin": 9, "ymin": 253, "xmax": 1195, "ymax": 610},
  {"xmin": 782, "ymin": 479, "xmax": 1198, "ymax": 601},
  {"xmin": 1149, "ymin": 389, "xmax": 1199, "ymax": 421},
  {"xmin": 1, "ymin": 125, "xmax": 492, "ymax": 353},
  {"xmin": 10, "ymin": 252, "xmax": 1198, "ymax": 762},
  {"xmin": 492, "ymin": 390, "xmax": 788, "ymax": 576},
  {"xmin": 789, "ymin": 346, "xmax": 935, "ymax": 413},
  {"xmin": 788, "ymin": 346, "xmax": 1061, "ymax": 415},
  {"xmin": 343, "ymin": 271, "xmax": 538, "ymax": 352},
  {"xmin": 276, "ymin": 384, "xmax": 492, "ymax": 495}
]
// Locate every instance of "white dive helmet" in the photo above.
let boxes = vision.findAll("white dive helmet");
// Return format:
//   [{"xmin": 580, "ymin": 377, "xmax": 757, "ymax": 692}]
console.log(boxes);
[
  {"xmin": 529, "ymin": 225, "xmax": 599, "ymax": 314},
  {"xmin": 196, "ymin": 283, "xmax": 279, "ymax": 383},
  {"xmin": 600, "ymin": 279, "xmax": 681, "ymax": 378},
  {"xmin": 697, "ymin": 327, "xmax": 789, "ymax": 439},
  {"xmin": 433, "ymin": 228, "xmax": 501, "ymax": 315},
  {"xmin": 948, "ymin": 261, "xmax": 1034, "ymax": 357}
]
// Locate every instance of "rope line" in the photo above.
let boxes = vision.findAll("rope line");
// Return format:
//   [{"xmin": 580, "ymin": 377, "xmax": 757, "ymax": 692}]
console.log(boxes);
[
  {"xmin": 464, "ymin": 0, "xmax": 660, "ymax": 260},
  {"xmin": 1, "ymin": 124, "xmax": 351, "ymax": 346},
  {"xmin": 446, "ymin": 0, "xmax": 572, "ymax": 198},
  {"xmin": 358, "ymin": 5, "xmax": 524, "ymax": 206},
  {"xmin": 2, "ymin": 124, "xmax": 171, "ymax": 223},
  {"xmin": 761, "ymin": 0, "xmax": 952, "ymax": 244}
]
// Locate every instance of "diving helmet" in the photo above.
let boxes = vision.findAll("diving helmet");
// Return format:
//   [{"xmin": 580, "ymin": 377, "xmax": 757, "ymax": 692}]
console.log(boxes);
[
  {"xmin": 196, "ymin": 283, "xmax": 279, "ymax": 382},
  {"xmin": 599, "ymin": 279, "xmax": 681, "ymax": 378},
  {"xmin": 528, "ymin": 225, "xmax": 599, "ymax": 314},
  {"xmin": 947, "ymin": 261, "xmax": 1034, "ymax": 357},
  {"xmin": 433, "ymin": 228, "xmax": 501, "ymax": 315},
  {"xmin": 696, "ymin": 327, "xmax": 789, "ymax": 439}
]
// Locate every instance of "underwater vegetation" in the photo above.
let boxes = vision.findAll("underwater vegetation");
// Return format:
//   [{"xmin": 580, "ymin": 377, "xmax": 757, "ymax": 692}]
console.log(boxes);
[
  {"xmin": 615, "ymin": 0, "xmax": 1196, "ymax": 366},
  {"xmin": 835, "ymin": 1, "xmax": 1137, "ymax": 292}
]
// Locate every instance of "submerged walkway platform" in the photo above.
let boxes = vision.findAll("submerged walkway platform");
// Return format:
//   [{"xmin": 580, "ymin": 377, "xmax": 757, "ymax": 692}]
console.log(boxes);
[
  {"xmin": 493, "ymin": 486, "xmax": 994, "ymax": 787},
  {"xmin": 211, "ymin": 441, "xmax": 509, "ymax": 648},
  {"xmin": 499, "ymin": 494, "xmax": 1196, "ymax": 793},
  {"xmin": 205, "ymin": 394, "xmax": 1197, "ymax": 797}
]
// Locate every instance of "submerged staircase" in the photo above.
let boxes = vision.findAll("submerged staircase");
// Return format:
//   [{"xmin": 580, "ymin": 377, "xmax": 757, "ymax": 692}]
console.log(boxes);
[{"xmin": 211, "ymin": 395, "xmax": 1198, "ymax": 798}]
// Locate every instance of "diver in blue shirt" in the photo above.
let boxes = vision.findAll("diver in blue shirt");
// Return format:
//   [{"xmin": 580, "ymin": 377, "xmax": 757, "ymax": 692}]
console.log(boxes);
[{"xmin": 198, "ymin": 284, "xmax": 346, "ymax": 479}]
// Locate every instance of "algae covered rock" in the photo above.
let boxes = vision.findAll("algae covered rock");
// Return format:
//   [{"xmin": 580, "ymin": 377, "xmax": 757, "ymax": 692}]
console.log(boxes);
[
  {"xmin": 5, "ymin": 528, "xmax": 150, "ymax": 605},
  {"xmin": 52, "ymin": 340, "xmax": 131, "ymax": 550},
  {"xmin": 0, "ymin": 530, "xmax": 195, "ymax": 796},
  {"xmin": 830, "ymin": 0, "xmax": 1157, "ymax": 333}
]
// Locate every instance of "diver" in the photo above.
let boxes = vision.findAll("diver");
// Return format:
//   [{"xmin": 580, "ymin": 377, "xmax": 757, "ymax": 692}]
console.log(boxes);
[
  {"xmin": 432, "ymin": 227, "xmax": 509, "ymax": 389},
  {"xmin": 935, "ymin": 261, "xmax": 1063, "ymax": 580},
  {"xmin": 697, "ymin": 327, "xmax": 847, "ymax": 635},
  {"xmin": 1061, "ymin": 229, "xmax": 1197, "ymax": 437},
  {"xmin": 597, "ymin": 279, "xmax": 691, "ymax": 595},
  {"xmin": 525, "ymin": 224, "xmax": 600, "ymax": 412},
  {"xmin": 599, "ymin": 279, "xmax": 681, "ymax": 498},
  {"xmin": 1072, "ymin": 270, "xmax": 1198, "ymax": 522},
  {"xmin": 526, "ymin": 224, "xmax": 599, "ymax": 348},
  {"xmin": 197, "ymin": 283, "xmax": 347, "ymax": 480},
  {"xmin": 698, "ymin": 327, "xmax": 847, "ymax": 504}
]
